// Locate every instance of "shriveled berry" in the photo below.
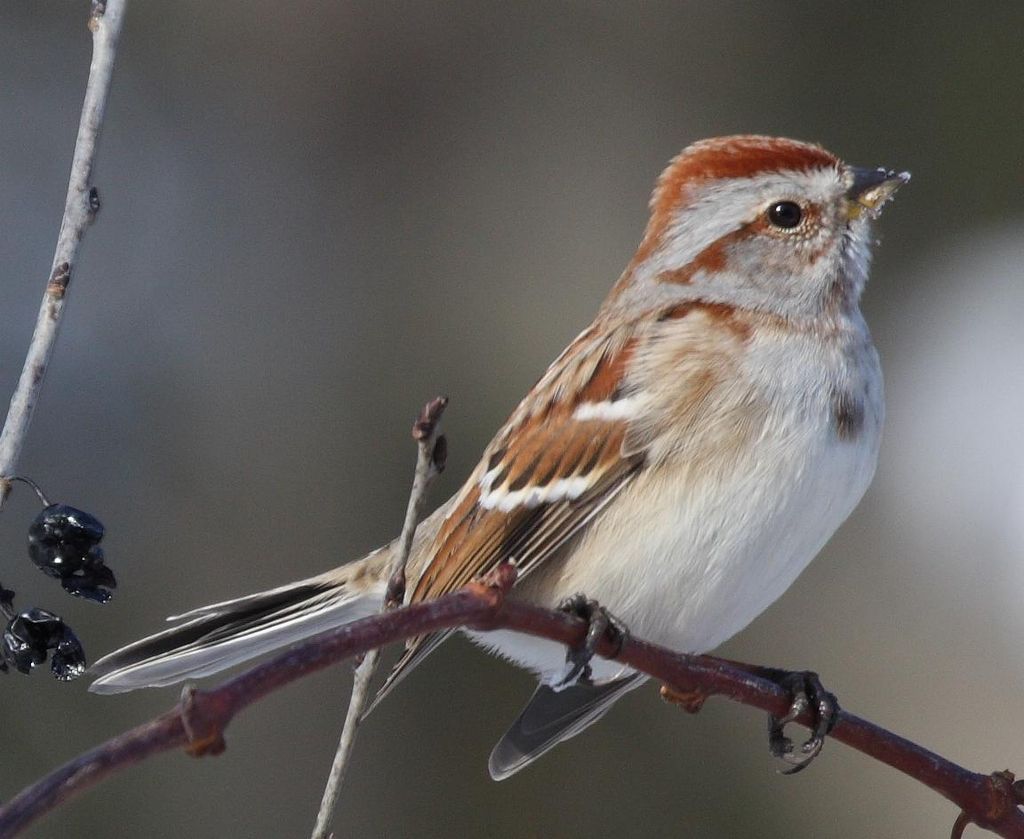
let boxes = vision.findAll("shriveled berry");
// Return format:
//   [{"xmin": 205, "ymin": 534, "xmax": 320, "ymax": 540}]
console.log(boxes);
[
  {"xmin": 1, "ymin": 607, "xmax": 86, "ymax": 680},
  {"xmin": 27, "ymin": 504, "xmax": 116, "ymax": 603}
]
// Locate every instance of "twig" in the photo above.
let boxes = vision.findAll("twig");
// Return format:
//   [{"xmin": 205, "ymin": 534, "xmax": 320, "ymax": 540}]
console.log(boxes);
[
  {"xmin": 1, "ymin": 566, "xmax": 1023, "ymax": 838},
  {"xmin": 385, "ymin": 396, "xmax": 449, "ymax": 608},
  {"xmin": 0, "ymin": 0, "xmax": 126, "ymax": 508},
  {"xmin": 310, "ymin": 397, "xmax": 447, "ymax": 839}
]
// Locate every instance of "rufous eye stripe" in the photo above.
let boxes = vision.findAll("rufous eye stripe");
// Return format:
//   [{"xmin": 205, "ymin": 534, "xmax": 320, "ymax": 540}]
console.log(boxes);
[{"xmin": 655, "ymin": 223, "xmax": 755, "ymax": 285}]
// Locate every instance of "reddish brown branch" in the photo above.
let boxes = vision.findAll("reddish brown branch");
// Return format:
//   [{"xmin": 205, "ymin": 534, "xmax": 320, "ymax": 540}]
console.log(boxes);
[{"xmin": 0, "ymin": 564, "xmax": 1021, "ymax": 838}]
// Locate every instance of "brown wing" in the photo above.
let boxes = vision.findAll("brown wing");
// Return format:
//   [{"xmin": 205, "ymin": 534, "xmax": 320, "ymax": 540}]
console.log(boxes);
[
  {"xmin": 371, "ymin": 321, "xmax": 644, "ymax": 704},
  {"xmin": 416, "ymin": 420, "xmax": 637, "ymax": 596}
]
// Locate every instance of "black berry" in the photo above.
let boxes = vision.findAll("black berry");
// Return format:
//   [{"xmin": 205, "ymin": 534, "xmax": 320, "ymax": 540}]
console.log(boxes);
[
  {"xmin": 28, "ymin": 504, "xmax": 116, "ymax": 603},
  {"xmin": 1, "ymin": 607, "xmax": 86, "ymax": 680}
]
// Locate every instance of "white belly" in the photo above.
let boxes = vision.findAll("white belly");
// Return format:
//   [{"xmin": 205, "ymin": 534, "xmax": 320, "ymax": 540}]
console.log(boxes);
[
  {"xmin": 567, "ymin": 415, "xmax": 879, "ymax": 654},
  {"xmin": 468, "ymin": 333, "xmax": 882, "ymax": 685}
]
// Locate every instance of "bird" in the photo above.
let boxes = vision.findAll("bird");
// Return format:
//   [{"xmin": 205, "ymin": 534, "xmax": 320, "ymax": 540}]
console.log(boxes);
[{"xmin": 91, "ymin": 135, "xmax": 909, "ymax": 779}]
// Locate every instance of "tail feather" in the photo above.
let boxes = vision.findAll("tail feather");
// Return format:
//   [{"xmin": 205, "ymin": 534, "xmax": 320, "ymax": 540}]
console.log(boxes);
[
  {"xmin": 89, "ymin": 503, "xmax": 454, "ymax": 696},
  {"xmin": 89, "ymin": 555, "xmax": 387, "ymax": 694},
  {"xmin": 163, "ymin": 576, "xmax": 331, "ymax": 623},
  {"xmin": 488, "ymin": 673, "xmax": 646, "ymax": 780}
]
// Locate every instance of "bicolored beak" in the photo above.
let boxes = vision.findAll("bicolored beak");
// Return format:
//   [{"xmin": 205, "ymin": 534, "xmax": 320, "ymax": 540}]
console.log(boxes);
[{"xmin": 845, "ymin": 166, "xmax": 911, "ymax": 219}]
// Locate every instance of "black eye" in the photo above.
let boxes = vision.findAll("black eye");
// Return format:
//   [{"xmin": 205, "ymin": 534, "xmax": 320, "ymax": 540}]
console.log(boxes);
[{"xmin": 767, "ymin": 201, "xmax": 803, "ymax": 229}]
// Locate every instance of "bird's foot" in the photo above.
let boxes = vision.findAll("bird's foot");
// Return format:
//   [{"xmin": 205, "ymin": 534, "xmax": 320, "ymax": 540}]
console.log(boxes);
[
  {"xmin": 556, "ymin": 594, "xmax": 628, "ymax": 687},
  {"xmin": 765, "ymin": 669, "xmax": 839, "ymax": 775}
]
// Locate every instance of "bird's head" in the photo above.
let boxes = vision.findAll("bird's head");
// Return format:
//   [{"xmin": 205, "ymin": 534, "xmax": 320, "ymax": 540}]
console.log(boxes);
[{"xmin": 609, "ymin": 135, "xmax": 909, "ymax": 320}]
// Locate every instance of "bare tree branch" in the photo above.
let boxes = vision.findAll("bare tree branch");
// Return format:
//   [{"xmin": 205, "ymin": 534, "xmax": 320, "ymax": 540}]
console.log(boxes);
[
  {"xmin": 0, "ymin": 0, "xmax": 126, "ymax": 507},
  {"xmin": 310, "ymin": 397, "xmax": 447, "ymax": 839},
  {"xmin": 0, "ymin": 563, "xmax": 1021, "ymax": 838}
]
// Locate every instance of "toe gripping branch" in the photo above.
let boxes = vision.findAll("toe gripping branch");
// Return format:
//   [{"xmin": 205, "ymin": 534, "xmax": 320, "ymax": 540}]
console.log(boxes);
[
  {"xmin": 661, "ymin": 661, "xmax": 840, "ymax": 775},
  {"xmin": 765, "ymin": 669, "xmax": 840, "ymax": 775},
  {"xmin": 556, "ymin": 594, "xmax": 629, "ymax": 686}
]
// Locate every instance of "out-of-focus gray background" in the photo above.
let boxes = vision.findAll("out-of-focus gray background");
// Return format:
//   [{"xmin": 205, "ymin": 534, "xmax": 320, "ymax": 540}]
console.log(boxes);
[{"xmin": 1, "ymin": 2, "xmax": 1022, "ymax": 837}]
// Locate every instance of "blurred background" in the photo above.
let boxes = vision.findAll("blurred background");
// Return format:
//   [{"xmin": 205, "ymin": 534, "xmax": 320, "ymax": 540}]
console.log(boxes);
[{"xmin": 1, "ymin": 2, "xmax": 1022, "ymax": 836}]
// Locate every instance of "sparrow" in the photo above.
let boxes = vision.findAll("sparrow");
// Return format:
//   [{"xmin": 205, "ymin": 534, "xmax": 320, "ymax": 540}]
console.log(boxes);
[{"xmin": 91, "ymin": 135, "xmax": 909, "ymax": 779}]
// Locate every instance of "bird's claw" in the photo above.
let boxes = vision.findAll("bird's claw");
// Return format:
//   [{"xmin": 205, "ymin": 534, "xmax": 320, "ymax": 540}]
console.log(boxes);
[
  {"xmin": 767, "ymin": 670, "xmax": 839, "ymax": 775},
  {"xmin": 556, "ymin": 594, "xmax": 628, "ymax": 687}
]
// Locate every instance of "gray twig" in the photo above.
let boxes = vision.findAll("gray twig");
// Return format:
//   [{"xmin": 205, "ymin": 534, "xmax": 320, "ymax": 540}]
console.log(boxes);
[
  {"xmin": 310, "ymin": 396, "xmax": 447, "ymax": 839},
  {"xmin": 0, "ymin": 0, "xmax": 126, "ymax": 506}
]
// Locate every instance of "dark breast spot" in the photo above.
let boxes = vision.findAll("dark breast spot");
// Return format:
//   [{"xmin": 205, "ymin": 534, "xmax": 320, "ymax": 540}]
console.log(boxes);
[{"xmin": 832, "ymin": 391, "xmax": 865, "ymax": 441}]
